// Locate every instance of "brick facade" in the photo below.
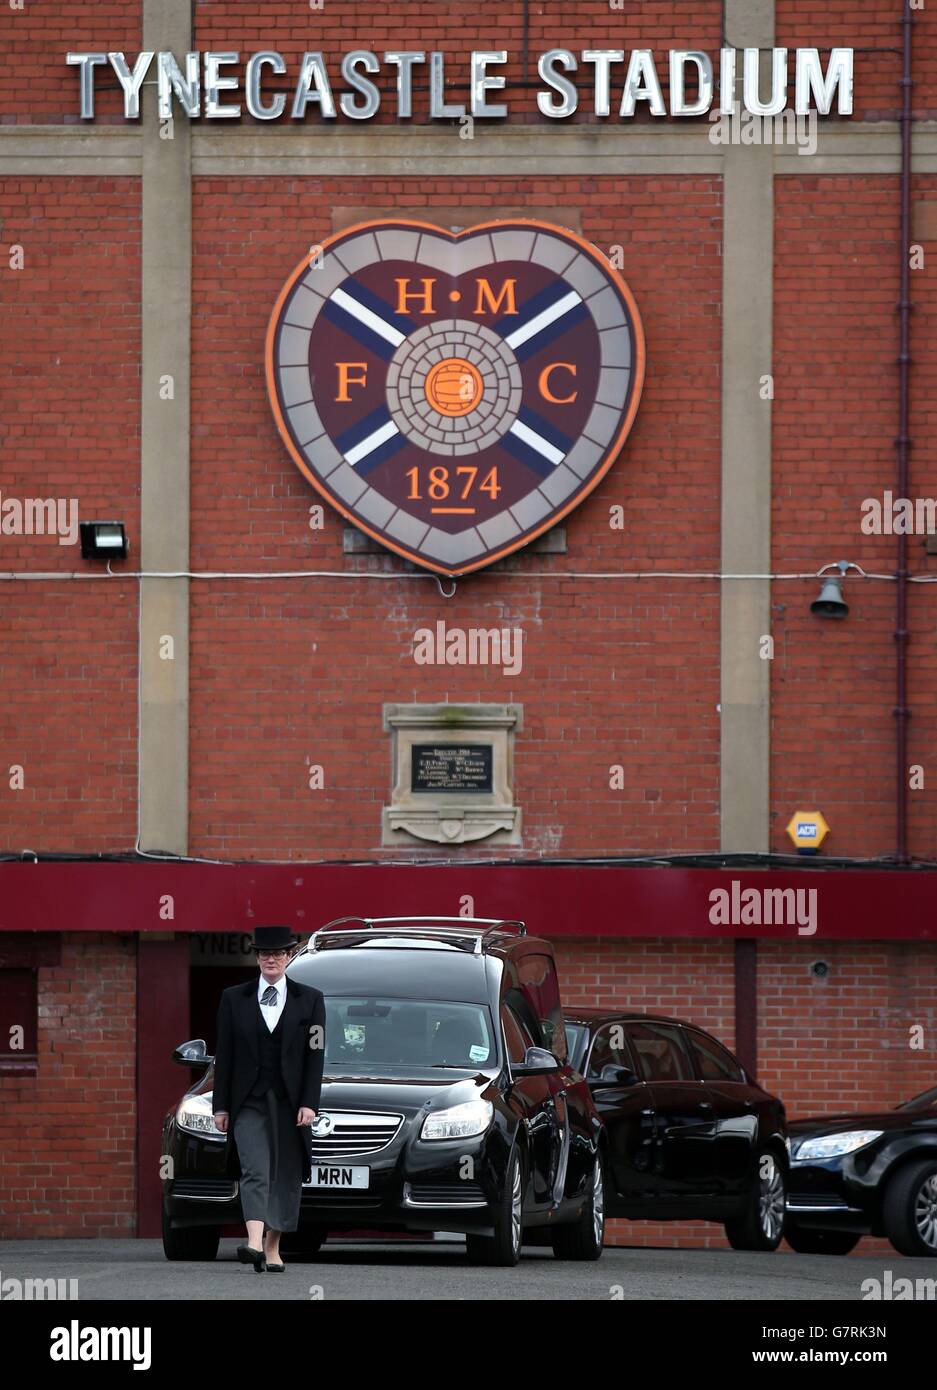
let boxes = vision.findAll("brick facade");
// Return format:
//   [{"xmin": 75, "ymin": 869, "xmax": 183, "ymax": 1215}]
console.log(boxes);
[
  {"xmin": 1, "ymin": 1, "xmax": 935, "ymax": 1247},
  {"xmin": 0, "ymin": 935, "xmax": 137, "ymax": 1237}
]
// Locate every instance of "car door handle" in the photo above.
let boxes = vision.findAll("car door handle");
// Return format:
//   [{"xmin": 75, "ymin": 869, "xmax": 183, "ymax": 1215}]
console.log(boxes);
[
  {"xmin": 641, "ymin": 1107, "xmax": 655, "ymax": 1116},
  {"xmin": 698, "ymin": 1102, "xmax": 714, "ymax": 1111}
]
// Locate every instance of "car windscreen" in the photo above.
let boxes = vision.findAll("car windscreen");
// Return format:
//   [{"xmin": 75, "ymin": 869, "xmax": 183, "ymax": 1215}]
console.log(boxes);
[
  {"xmin": 324, "ymin": 997, "xmax": 496, "ymax": 1070},
  {"xmin": 896, "ymin": 1084, "xmax": 937, "ymax": 1112}
]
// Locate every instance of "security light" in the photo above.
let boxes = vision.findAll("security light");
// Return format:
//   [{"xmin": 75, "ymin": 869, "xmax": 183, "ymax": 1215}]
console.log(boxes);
[{"xmin": 79, "ymin": 521, "xmax": 129, "ymax": 560}]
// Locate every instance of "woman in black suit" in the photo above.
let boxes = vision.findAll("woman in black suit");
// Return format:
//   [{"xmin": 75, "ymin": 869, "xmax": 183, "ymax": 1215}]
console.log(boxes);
[{"xmin": 212, "ymin": 925, "xmax": 326, "ymax": 1272}]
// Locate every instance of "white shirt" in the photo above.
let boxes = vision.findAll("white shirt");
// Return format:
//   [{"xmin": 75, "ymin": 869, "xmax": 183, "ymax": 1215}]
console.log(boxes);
[{"xmin": 257, "ymin": 973, "xmax": 287, "ymax": 1031}]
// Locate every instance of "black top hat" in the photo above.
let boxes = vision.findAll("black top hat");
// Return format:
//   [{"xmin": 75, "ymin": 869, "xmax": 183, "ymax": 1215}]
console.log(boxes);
[{"xmin": 250, "ymin": 924, "xmax": 301, "ymax": 952}]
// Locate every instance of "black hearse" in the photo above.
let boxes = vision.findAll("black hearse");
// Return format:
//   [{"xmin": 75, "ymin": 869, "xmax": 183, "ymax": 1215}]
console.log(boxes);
[{"xmin": 162, "ymin": 917, "xmax": 606, "ymax": 1266}]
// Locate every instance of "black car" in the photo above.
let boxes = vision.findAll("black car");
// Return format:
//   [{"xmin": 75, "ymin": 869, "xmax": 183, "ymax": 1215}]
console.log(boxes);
[
  {"xmin": 563, "ymin": 1008, "xmax": 789, "ymax": 1250},
  {"xmin": 785, "ymin": 1083, "xmax": 937, "ymax": 1257},
  {"xmin": 162, "ymin": 917, "xmax": 606, "ymax": 1266}
]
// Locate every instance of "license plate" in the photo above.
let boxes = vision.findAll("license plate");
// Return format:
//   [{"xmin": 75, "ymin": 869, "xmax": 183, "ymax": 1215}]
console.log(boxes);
[{"xmin": 305, "ymin": 1164, "xmax": 370, "ymax": 1189}]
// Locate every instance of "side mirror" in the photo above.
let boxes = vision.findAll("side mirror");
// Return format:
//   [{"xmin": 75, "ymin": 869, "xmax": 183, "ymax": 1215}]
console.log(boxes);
[
  {"xmin": 172, "ymin": 1038, "xmax": 214, "ymax": 1067},
  {"xmin": 512, "ymin": 1045, "xmax": 560, "ymax": 1077},
  {"xmin": 588, "ymin": 1064, "xmax": 639, "ymax": 1091}
]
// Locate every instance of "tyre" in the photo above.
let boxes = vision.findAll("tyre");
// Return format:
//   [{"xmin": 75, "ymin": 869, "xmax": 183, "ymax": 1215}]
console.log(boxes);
[
  {"xmin": 784, "ymin": 1224, "xmax": 861, "ymax": 1256},
  {"xmin": 161, "ymin": 1206, "xmax": 220, "ymax": 1261},
  {"xmin": 465, "ymin": 1147, "xmax": 524, "ymax": 1267},
  {"xmin": 883, "ymin": 1158, "xmax": 937, "ymax": 1258},
  {"xmin": 725, "ymin": 1150, "xmax": 786, "ymax": 1252},
  {"xmin": 551, "ymin": 1150, "xmax": 605, "ymax": 1261}
]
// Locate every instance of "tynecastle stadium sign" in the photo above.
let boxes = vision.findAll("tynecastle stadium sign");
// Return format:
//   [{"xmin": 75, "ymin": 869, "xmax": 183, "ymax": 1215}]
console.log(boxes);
[{"xmin": 64, "ymin": 47, "xmax": 855, "ymax": 120}]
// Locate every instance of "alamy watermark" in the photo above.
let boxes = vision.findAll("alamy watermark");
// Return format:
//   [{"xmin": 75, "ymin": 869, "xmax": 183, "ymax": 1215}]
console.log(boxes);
[
  {"xmin": 412, "ymin": 621, "xmax": 523, "ymax": 676},
  {"xmin": 709, "ymin": 101, "xmax": 817, "ymax": 155},
  {"xmin": 0, "ymin": 1270, "xmax": 78, "ymax": 1299},
  {"xmin": 860, "ymin": 492, "xmax": 937, "ymax": 535},
  {"xmin": 708, "ymin": 880, "xmax": 818, "ymax": 936},
  {"xmin": 0, "ymin": 492, "xmax": 79, "ymax": 545},
  {"xmin": 861, "ymin": 1270, "xmax": 937, "ymax": 1301}
]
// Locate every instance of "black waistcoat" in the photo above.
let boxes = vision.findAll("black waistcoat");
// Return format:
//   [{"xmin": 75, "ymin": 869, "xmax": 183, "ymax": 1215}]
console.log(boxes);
[{"xmin": 249, "ymin": 995, "xmax": 287, "ymax": 1100}]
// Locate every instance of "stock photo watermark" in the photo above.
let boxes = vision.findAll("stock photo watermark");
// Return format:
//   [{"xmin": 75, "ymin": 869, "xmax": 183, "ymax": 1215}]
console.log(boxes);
[
  {"xmin": 708, "ymin": 881, "xmax": 818, "ymax": 935},
  {"xmin": 0, "ymin": 493, "xmax": 79, "ymax": 545},
  {"xmin": 412, "ymin": 621, "xmax": 524, "ymax": 676},
  {"xmin": 709, "ymin": 101, "xmax": 818, "ymax": 155}
]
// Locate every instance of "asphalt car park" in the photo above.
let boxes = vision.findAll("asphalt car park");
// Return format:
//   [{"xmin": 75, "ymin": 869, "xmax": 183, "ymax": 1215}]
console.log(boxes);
[{"xmin": 5, "ymin": 1237, "xmax": 937, "ymax": 1301}]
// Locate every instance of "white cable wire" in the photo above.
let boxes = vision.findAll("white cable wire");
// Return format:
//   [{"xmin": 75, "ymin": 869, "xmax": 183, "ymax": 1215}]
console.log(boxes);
[{"xmin": 0, "ymin": 566, "xmax": 915, "ymax": 582}]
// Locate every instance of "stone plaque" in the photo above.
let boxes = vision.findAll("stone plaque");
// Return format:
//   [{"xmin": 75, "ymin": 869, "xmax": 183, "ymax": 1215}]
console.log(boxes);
[
  {"xmin": 411, "ymin": 743, "xmax": 494, "ymax": 794},
  {"xmin": 383, "ymin": 703, "xmax": 522, "ymax": 846}
]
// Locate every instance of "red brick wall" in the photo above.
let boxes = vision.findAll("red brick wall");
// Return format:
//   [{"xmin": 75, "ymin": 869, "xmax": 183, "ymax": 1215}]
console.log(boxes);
[
  {"xmin": 0, "ymin": 178, "xmax": 140, "ymax": 853},
  {"xmin": 776, "ymin": 0, "xmax": 937, "ymax": 122},
  {"xmin": 0, "ymin": 935, "xmax": 137, "ymax": 1237},
  {"xmin": 758, "ymin": 939, "xmax": 937, "ymax": 1117},
  {"xmin": 0, "ymin": 1, "xmax": 140, "ymax": 123},
  {"xmin": 772, "ymin": 175, "xmax": 937, "ymax": 861}
]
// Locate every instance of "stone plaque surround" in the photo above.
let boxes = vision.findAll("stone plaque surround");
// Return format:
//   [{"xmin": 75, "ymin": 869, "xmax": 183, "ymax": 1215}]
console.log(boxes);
[{"xmin": 382, "ymin": 703, "xmax": 522, "ymax": 846}]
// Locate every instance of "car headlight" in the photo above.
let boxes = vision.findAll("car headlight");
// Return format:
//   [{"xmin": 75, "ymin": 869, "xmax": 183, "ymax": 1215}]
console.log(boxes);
[
  {"xmin": 792, "ymin": 1130, "xmax": 883, "ymax": 1161},
  {"xmin": 176, "ymin": 1093, "xmax": 225, "ymax": 1139},
  {"xmin": 421, "ymin": 1099, "xmax": 493, "ymax": 1141}
]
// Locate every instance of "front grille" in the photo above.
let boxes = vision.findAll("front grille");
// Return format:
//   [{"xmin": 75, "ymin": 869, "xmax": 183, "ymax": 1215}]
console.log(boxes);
[
  {"xmin": 310, "ymin": 1110, "xmax": 403, "ymax": 1158},
  {"xmin": 407, "ymin": 1181, "xmax": 488, "ymax": 1206},
  {"xmin": 173, "ymin": 1178, "xmax": 239, "ymax": 1201}
]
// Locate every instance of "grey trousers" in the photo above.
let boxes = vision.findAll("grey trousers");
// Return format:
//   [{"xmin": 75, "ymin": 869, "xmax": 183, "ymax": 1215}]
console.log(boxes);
[{"xmin": 233, "ymin": 1089, "xmax": 303, "ymax": 1232}]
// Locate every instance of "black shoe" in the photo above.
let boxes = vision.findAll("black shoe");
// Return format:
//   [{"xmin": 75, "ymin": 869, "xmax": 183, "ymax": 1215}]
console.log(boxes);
[
  {"xmin": 236, "ymin": 1245, "xmax": 266, "ymax": 1272},
  {"xmin": 265, "ymin": 1261, "xmax": 286, "ymax": 1273}
]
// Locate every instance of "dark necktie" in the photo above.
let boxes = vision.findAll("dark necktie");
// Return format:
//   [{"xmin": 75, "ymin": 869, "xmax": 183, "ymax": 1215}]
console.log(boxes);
[{"xmin": 261, "ymin": 985, "xmax": 278, "ymax": 1007}]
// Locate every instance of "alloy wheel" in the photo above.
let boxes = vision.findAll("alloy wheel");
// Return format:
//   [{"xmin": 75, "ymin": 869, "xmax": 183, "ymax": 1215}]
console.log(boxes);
[
  {"xmin": 914, "ymin": 1173, "xmax": 937, "ymax": 1249},
  {"xmin": 592, "ymin": 1157, "xmax": 605, "ymax": 1246},
  {"xmin": 510, "ymin": 1156, "xmax": 523, "ymax": 1256},
  {"xmin": 759, "ymin": 1155, "xmax": 785, "ymax": 1242}
]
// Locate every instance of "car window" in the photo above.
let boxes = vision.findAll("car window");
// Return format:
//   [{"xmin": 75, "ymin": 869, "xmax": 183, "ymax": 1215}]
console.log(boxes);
[
  {"xmin": 564, "ymin": 1022, "xmax": 586, "ymax": 1064},
  {"xmin": 687, "ymin": 1028, "xmax": 744, "ymax": 1083},
  {"xmin": 586, "ymin": 1025, "xmax": 636, "ymax": 1080},
  {"xmin": 626, "ymin": 1022, "xmax": 693, "ymax": 1082},
  {"xmin": 516, "ymin": 952, "xmax": 568, "ymax": 1062},
  {"xmin": 502, "ymin": 1004, "xmax": 535, "ymax": 1066}
]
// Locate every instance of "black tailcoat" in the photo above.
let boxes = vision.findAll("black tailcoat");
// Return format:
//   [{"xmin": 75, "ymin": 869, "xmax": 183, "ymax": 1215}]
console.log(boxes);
[{"xmin": 212, "ymin": 975, "xmax": 326, "ymax": 1184}]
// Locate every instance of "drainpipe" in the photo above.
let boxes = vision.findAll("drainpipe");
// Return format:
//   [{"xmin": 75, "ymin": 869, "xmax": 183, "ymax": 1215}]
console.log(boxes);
[{"xmin": 895, "ymin": 1, "xmax": 914, "ymax": 864}]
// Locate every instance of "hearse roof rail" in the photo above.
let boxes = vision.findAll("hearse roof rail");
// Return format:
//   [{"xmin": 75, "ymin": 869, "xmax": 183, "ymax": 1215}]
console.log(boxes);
[{"xmin": 307, "ymin": 916, "xmax": 527, "ymax": 955}]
